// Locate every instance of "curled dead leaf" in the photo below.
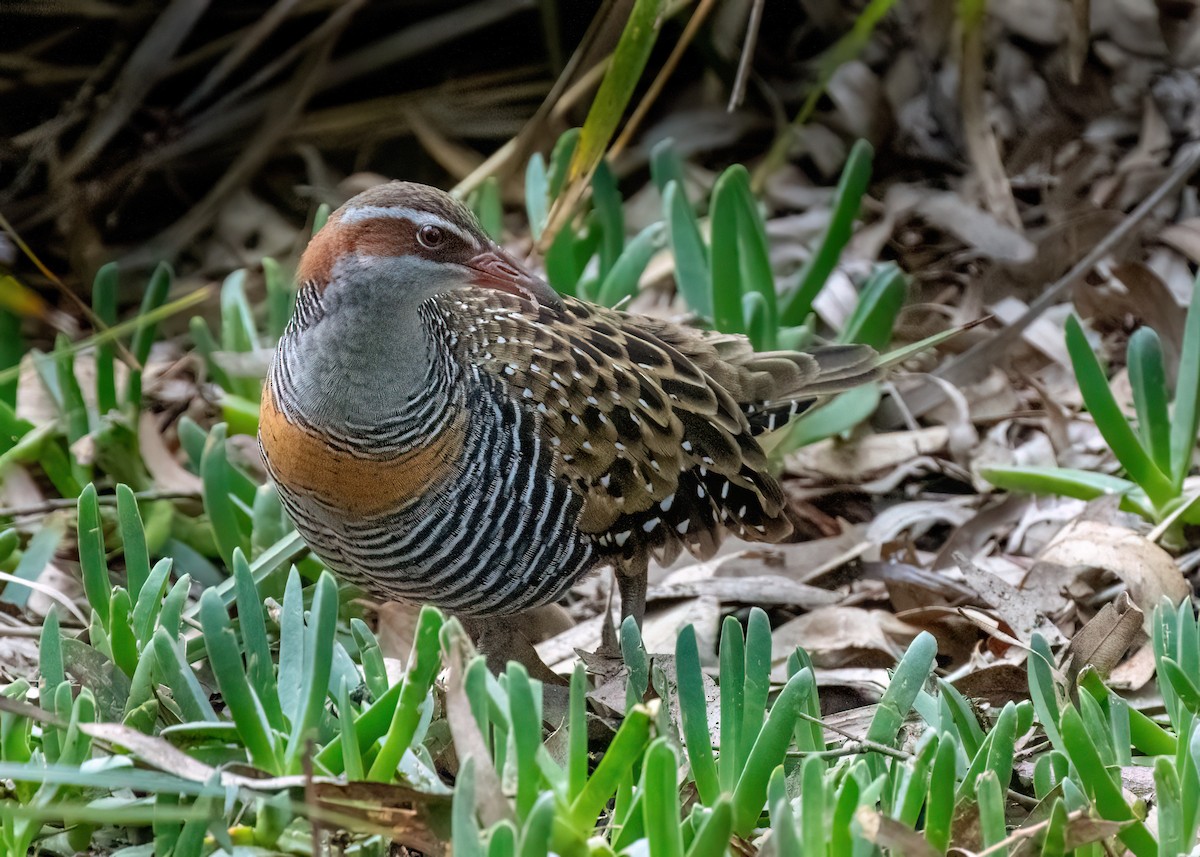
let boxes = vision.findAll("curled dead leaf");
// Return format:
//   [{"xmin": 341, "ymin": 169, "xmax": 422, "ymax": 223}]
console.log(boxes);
[{"xmin": 1038, "ymin": 520, "xmax": 1189, "ymax": 631}]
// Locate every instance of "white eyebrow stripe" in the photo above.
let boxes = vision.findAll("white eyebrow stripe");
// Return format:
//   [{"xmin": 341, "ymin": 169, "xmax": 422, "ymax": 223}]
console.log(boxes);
[{"xmin": 339, "ymin": 205, "xmax": 480, "ymax": 248}]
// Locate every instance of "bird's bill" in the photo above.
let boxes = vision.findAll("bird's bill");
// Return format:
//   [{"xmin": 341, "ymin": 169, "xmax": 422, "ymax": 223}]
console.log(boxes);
[{"xmin": 466, "ymin": 248, "xmax": 563, "ymax": 311}]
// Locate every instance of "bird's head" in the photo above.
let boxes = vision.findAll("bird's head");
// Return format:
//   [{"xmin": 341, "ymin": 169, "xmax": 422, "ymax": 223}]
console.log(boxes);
[{"xmin": 296, "ymin": 181, "xmax": 562, "ymax": 315}]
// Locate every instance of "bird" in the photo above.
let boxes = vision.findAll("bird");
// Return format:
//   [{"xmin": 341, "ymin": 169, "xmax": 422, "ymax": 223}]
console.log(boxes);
[{"xmin": 258, "ymin": 181, "xmax": 878, "ymax": 643}]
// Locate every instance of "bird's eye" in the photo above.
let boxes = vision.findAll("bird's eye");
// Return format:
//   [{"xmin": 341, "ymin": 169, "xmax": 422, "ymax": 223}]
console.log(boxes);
[{"xmin": 417, "ymin": 224, "xmax": 445, "ymax": 249}]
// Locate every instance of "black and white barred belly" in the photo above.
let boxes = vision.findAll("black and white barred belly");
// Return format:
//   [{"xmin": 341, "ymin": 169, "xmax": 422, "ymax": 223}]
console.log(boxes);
[{"xmin": 276, "ymin": 375, "xmax": 597, "ymax": 615}]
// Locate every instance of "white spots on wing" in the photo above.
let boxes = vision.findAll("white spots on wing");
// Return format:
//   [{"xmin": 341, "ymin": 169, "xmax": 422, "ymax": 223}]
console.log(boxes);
[
  {"xmin": 615, "ymin": 530, "xmax": 631, "ymax": 546},
  {"xmin": 642, "ymin": 518, "xmax": 659, "ymax": 533}
]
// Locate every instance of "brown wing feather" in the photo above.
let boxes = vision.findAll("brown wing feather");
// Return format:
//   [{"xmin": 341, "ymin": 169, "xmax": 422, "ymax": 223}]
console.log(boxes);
[{"xmin": 444, "ymin": 291, "xmax": 875, "ymax": 570}]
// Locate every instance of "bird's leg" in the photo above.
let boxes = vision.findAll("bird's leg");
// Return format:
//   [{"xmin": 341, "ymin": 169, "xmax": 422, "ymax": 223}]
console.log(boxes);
[
  {"xmin": 460, "ymin": 610, "xmax": 568, "ymax": 685},
  {"xmin": 616, "ymin": 570, "xmax": 647, "ymax": 630},
  {"xmin": 593, "ymin": 569, "xmax": 647, "ymax": 665}
]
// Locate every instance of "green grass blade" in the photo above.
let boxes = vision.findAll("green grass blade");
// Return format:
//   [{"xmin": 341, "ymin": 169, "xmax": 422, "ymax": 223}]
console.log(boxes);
[
  {"xmin": 1058, "ymin": 706, "xmax": 1157, "ymax": 857},
  {"xmin": 732, "ymin": 167, "xmax": 777, "ymax": 349},
  {"xmin": 650, "ymin": 138, "xmax": 687, "ymax": 196},
  {"xmin": 711, "ymin": 166, "xmax": 746, "ymax": 335},
  {"xmin": 866, "ymin": 631, "xmax": 936, "ymax": 750},
  {"xmin": 284, "ymin": 571, "xmax": 338, "ymax": 770},
  {"xmin": 200, "ymin": 423, "xmax": 250, "ymax": 570},
  {"xmin": 92, "ymin": 262, "xmax": 118, "ymax": 415},
  {"xmin": 925, "ymin": 734, "xmax": 957, "ymax": 853},
  {"xmin": 472, "ymin": 176, "xmax": 504, "ymax": 242},
  {"xmin": 731, "ymin": 667, "xmax": 815, "ymax": 835},
  {"xmin": 675, "ymin": 625, "xmax": 719, "ymax": 806},
  {"xmin": 0, "ymin": 305, "xmax": 19, "ymax": 408},
  {"xmin": 108, "ymin": 587, "xmax": 138, "ymax": 677},
  {"xmin": 718, "ymin": 615, "xmax": 746, "ymax": 791},
  {"xmin": 525, "ymin": 153, "xmax": 549, "ymax": 242},
  {"xmin": 198, "ymin": 588, "xmax": 278, "ymax": 772},
  {"xmin": 1065, "ymin": 314, "xmax": 1174, "ymax": 508},
  {"xmin": 151, "ymin": 628, "xmax": 218, "ymax": 722},
  {"xmin": 567, "ymin": 0, "xmax": 665, "ymax": 185},
  {"xmin": 838, "ymin": 264, "xmax": 906, "ymax": 349},
  {"xmin": 1027, "ymin": 633, "xmax": 1064, "ymax": 748},
  {"xmin": 596, "ymin": 222, "xmax": 665, "ymax": 308},
  {"xmin": 0, "ymin": 517, "xmax": 64, "ymax": 611},
  {"xmin": 263, "ymin": 257, "xmax": 294, "ymax": 341},
  {"xmin": 976, "ymin": 770, "xmax": 1007, "ymax": 853},
  {"xmin": 547, "ymin": 128, "xmax": 580, "ymax": 201},
  {"xmin": 766, "ymin": 764, "xmax": 799, "ymax": 855},
  {"xmin": 453, "ymin": 757, "xmax": 484, "ymax": 857},
  {"xmin": 829, "ymin": 772, "xmax": 860, "ymax": 857},
  {"xmin": 1170, "ymin": 275, "xmax": 1200, "ymax": 486},
  {"xmin": 800, "ymin": 754, "xmax": 826, "ymax": 855},
  {"xmin": 157, "ymin": 574, "xmax": 191, "ymax": 639},
  {"xmin": 131, "ymin": 558, "xmax": 172, "ymax": 646},
  {"xmin": 783, "ymin": 139, "xmax": 873, "ymax": 326},
  {"xmin": 518, "ymin": 792, "xmax": 556, "ymax": 857},
  {"xmin": 1127, "ymin": 326, "xmax": 1172, "ymax": 478},
  {"xmin": 567, "ymin": 706, "xmax": 651, "ymax": 831},
  {"xmin": 115, "ymin": 484, "xmax": 150, "ymax": 603},
  {"xmin": 367, "ymin": 605, "xmax": 445, "ymax": 780},
  {"xmin": 77, "ymin": 484, "xmax": 112, "ymax": 626},
  {"xmin": 642, "ymin": 738, "xmax": 684, "ymax": 857},
  {"xmin": 351, "ymin": 618, "xmax": 390, "ymax": 704},
  {"xmin": 591, "ymin": 162, "xmax": 624, "ymax": 281},
  {"xmin": 231, "ymin": 548, "xmax": 283, "ymax": 730},
  {"xmin": 567, "ymin": 661, "xmax": 587, "ymax": 801},
  {"xmin": 54, "ymin": 335, "xmax": 91, "ymax": 444},
  {"xmin": 664, "ymin": 179, "xmax": 711, "ymax": 318},
  {"xmin": 506, "ymin": 662, "xmax": 541, "ymax": 820},
  {"xmin": 740, "ymin": 607, "xmax": 771, "ymax": 765},
  {"xmin": 126, "ymin": 262, "xmax": 173, "ymax": 408},
  {"xmin": 685, "ymin": 795, "xmax": 732, "ymax": 857},
  {"xmin": 780, "ymin": 383, "xmax": 881, "ymax": 451},
  {"xmin": 979, "ymin": 465, "xmax": 1154, "ymax": 518}
]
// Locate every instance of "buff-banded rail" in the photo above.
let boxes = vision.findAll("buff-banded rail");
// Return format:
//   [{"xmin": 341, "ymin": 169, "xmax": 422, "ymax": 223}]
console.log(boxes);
[{"xmin": 259, "ymin": 182, "xmax": 878, "ymax": 649}]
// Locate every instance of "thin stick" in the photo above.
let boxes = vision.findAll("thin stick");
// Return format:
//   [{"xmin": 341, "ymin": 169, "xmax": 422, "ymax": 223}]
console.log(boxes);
[
  {"xmin": 885, "ymin": 142, "xmax": 1200, "ymax": 424},
  {"xmin": 726, "ymin": 0, "xmax": 764, "ymax": 112}
]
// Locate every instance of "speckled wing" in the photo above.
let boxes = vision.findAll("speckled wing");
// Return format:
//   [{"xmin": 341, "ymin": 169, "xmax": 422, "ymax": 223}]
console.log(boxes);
[{"xmin": 443, "ymin": 290, "xmax": 875, "ymax": 571}]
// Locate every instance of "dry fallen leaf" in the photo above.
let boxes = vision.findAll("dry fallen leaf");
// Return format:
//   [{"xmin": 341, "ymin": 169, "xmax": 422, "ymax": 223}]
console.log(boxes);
[
  {"xmin": 786, "ymin": 426, "xmax": 949, "ymax": 483},
  {"xmin": 1065, "ymin": 591, "xmax": 1145, "ymax": 683},
  {"xmin": 770, "ymin": 606, "xmax": 921, "ymax": 669},
  {"xmin": 1038, "ymin": 519, "xmax": 1189, "ymax": 631}
]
